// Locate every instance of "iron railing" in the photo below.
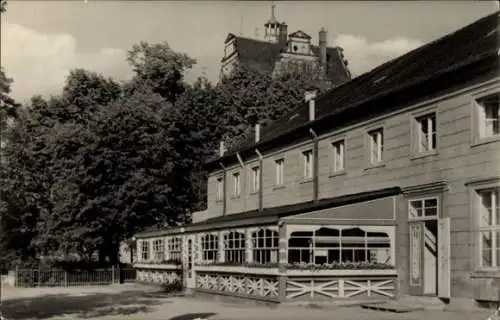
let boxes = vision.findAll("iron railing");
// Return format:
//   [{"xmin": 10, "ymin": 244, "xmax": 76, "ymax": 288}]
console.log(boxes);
[{"xmin": 14, "ymin": 268, "xmax": 136, "ymax": 288}]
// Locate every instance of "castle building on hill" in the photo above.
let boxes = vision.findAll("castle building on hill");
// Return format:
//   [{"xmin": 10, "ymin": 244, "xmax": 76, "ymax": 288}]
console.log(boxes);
[{"xmin": 219, "ymin": 4, "xmax": 352, "ymax": 87}]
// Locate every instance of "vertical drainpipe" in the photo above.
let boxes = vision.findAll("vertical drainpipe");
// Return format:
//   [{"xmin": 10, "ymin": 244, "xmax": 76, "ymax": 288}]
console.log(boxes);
[
  {"xmin": 255, "ymin": 123, "xmax": 263, "ymax": 212},
  {"xmin": 306, "ymin": 91, "xmax": 319, "ymax": 203},
  {"xmin": 219, "ymin": 141, "xmax": 227, "ymax": 216},
  {"xmin": 236, "ymin": 152, "xmax": 245, "ymax": 210}
]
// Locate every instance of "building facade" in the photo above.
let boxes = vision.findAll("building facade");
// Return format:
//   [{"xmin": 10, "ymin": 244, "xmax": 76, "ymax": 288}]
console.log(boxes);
[
  {"xmin": 219, "ymin": 4, "xmax": 351, "ymax": 87},
  {"xmin": 134, "ymin": 12, "xmax": 500, "ymax": 305}
]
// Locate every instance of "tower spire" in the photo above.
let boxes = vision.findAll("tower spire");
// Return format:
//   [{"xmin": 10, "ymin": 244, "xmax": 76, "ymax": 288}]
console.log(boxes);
[
  {"xmin": 264, "ymin": 1, "xmax": 281, "ymax": 43},
  {"xmin": 271, "ymin": 2, "xmax": 276, "ymax": 21}
]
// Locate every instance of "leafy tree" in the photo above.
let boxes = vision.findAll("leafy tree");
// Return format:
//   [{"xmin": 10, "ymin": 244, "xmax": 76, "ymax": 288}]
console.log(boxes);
[
  {"xmin": 1, "ymin": 0, "xmax": 7, "ymax": 13},
  {"xmin": 0, "ymin": 68, "xmax": 123, "ymax": 265},
  {"xmin": 37, "ymin": 91, "xmax": 196, "ymax": 265},
  {"xmin": 62, "ymin": 69, "xmax": 122, "ymax": 113},
  {"xmin": 0, "ymin": 69, "xmax": 21, "ymax": 132},
  {"xmin": 0, "ymin": 103, "xmax": 54, "ymax": 267},
  {"xmin": 126, "ymin": 41, "xmax": 196, "ymax": 104},
  {"xmin": 213, "ymin": 62, "xmax": 328, "ymax": 152}
]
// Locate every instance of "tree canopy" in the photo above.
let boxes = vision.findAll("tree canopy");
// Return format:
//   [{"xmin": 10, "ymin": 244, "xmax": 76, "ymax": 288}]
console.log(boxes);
[{"xmin": 0, "ymin": 40, "xmax": 331, "ymax": 268}]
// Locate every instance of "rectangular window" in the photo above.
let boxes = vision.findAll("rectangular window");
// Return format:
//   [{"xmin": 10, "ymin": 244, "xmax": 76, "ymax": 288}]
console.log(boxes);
[
  {"xmin": 152, "ymin": 239, "xmax": 164, "ymax": 261},
  {"xmin": 201, "ymin": 234, "xmax": 219, "ymax": 262},
  {"xmin": 303, "ymin": 150, "xmax": 313, "ymax": 179},
  {"xmin": 368, "ymin": 128, "xmax": 384, "ymax": 164},
  {"xmin": 408, "ymin": 198, "xmax": 439, "ymax": 219},
  {"xmin": 251, "ymin": 166, "xmax": 260, "ymax": 193},
  {"xmin": 141, "ymin": 240, "xmax": 150, "ymax": 261},
  {"xmin": 216, "ymin": 177, "xmax": 223, "ymax": 201},
  {"xmin": 224, "ymin": 231, "xmax": 246, "ymax": 264},
  {"xmin": 476, "ymin": 93, "xmax": 500, "ymax": 138},
  {"xmin": 275, "ymin": 158, "xmax": 284, "ymax": 186},
  {"xmin": 252, "ymin": 228, "xmax": 279, "ymax": 264},
  {"xmin": 232, "ymin": 172, "xmax": 240, "ymax": 197},
  {"xmin": 287, "ymin": 227, "xmax": 391, "ymax": 265},
  {"xmin": 478, "ymin": 188, "xmax": 500, "ymax": 268},
  {"xmin": 167, "ymin": 237, "xmax": 182, "ymax": 262},
  {"xmin": 332, "ymin": 140, "xmax": 345, "ymax": 172},
  {"xmin": 415, "ymin": 113, "xmax": 437, "ymax": 152}
]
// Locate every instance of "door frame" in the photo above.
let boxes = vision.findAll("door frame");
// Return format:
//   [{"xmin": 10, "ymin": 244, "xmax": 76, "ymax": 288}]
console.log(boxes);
[
  {"xmin": 183, "ymin": 234, "xmax": 196, "ymax": 289},
  {"xmin": 408, "ymin": 221, "xmax": 425, "ymax": 296},
  {"xmin": 408, "ymin": 217, "xmax": 449, "ymax": 297}
]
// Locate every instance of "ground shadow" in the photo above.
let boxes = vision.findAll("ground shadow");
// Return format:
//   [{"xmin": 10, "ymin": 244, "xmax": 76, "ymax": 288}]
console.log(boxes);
[
  {"xmin": 1, "ymin": 290, "xmax": 172, "ymax": 319},
  {"xmin": 168, "ymin": 313, "xmax": 217, "ymax": 320}
]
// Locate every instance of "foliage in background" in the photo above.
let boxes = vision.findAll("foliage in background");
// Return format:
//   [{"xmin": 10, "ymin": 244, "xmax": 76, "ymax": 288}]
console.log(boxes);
[{"xmin": 0, "ymin": 39, "xmax": 330, "ymax": 269}]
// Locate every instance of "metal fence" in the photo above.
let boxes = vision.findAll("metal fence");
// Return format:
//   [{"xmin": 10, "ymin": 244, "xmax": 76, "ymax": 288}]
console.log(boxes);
[{"xmin": 14, "ymin": 268, "xmax": 136, "ymax": 288}]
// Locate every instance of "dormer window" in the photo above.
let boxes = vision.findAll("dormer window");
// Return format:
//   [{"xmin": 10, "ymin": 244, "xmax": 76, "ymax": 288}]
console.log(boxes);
[
  {"xmin": 287, "ymin": 30, "xmax": 312, "ymax": 56},
  {"xmin": 224, "ymin": 42, "xmax": 236, "ymax": 58}
]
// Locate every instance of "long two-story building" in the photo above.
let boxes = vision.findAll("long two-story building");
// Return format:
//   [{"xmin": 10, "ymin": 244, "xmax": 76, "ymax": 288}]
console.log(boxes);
[{"xmin": 133, "ymin": 11, "xmax": 500, "ymax": 307}]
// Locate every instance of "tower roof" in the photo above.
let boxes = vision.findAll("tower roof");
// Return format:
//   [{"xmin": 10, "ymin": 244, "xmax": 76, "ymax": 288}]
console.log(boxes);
[{"xmin": 264, "ymin": 3, "xmax": 280, "ymax": 26}]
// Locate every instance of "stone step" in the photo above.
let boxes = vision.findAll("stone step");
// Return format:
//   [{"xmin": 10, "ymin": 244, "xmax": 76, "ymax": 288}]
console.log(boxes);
[{"xmin": 361, "ymin": 302, "xmax": 425, "ymax": 313}]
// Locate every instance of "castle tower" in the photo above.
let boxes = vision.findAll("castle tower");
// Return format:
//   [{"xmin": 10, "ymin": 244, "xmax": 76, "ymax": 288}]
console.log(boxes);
[{"xmin": 264, "ymin": 3, "xmax": 282, "ymax": 43}]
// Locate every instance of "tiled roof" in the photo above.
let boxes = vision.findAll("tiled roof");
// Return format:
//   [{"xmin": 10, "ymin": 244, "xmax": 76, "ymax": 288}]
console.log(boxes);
[
  {"xmin": 211, "ymin": 11, "xmax": 499, "ymax": 166},
  {"xmin": 222, "ymin": 34, "xmax": 351, "ymax": 84}
]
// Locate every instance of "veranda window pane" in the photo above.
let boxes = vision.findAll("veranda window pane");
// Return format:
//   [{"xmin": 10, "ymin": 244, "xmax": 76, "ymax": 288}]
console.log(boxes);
[
  {"xmin": 496, "ymin": 191, "xmax": 500, "ymax": 226},
  {"xmin": 482, "ymin": 231, "xmax": 493, "ymax": 267},
  {"xmin": 409, "ymin": 200, "xmax": 423, "ymax": 218}
]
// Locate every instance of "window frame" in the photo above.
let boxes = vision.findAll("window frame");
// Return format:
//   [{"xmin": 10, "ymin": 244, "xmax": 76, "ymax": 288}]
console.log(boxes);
[
  {"xmin": 141, "ymin": 240, "xmax": 150, "ymax": 261},
  {"xmin": 275, "ymin": 158, "xmax": 285, "ymax": 186},
  {"xmin": 223, "ymin": 230, "xmax": 246, "ymax": 264},
  {"xmin": 477, "ymin": 187, "xmax": 500, "ymax": 270},
  {"xmin": 216, "ymin": 176, "xmax": 223, "ymax": 202},
  {"xmin": 232, "ymin": 171, "xmax": 241, "ymax": 198},
  {"xmin": 467, "ymin": 177, "xmax": 500, "ymax": 274},
  {"xmin": 167, "ymin": 237, "xmax": 182, "ymax": 262},
  {"xmin": 367, "ymin": 127, "xmax": 384, "ymax": 166},
  {"xmin": 331, "ymin": 139, "xmax": 345, "ymax": 173},
  {"xmin": 287, "ymin": 226, "xmax": 393, "ymax": 265},
  {"xmin": 251, "ymin": 228, "xmax": 279, "ymax": 265},
  {"xmin": 152, "ymin": 238, "xmax": 165, "ymax": 262},
  {"xmin": 250, "ymin": 166, "xmax": 260, "ymax": 194},
  {"xmin": 302, "ymin": 149, "xmax": 314, "ymax": 180},
  {"xmin": 408, "ymin": 197, "xmax": 440, "ymax": 221},
  {"xmin": 475, "ymin": 92, "xmax": 500, "ymax": 139},
  {"xmin": 416, "ymin": 113, "xmax": 437, "ymax": 153},
  {"xmin": 471, "ymin": 88, "xmax": 500, "ymax": 146},
  {"xmin": 201, "ymin": 233, "xmax": 219, "ymax": 263}
]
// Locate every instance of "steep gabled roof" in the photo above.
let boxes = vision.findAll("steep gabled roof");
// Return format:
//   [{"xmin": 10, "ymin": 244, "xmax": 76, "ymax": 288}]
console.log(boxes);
[
  {"xmin": 221, "ymin": 34, "xmax": 351, "ymax": 83},
  {"xmin": 209, "ymin": 11, "xmax": 499, "ymax": 168}
]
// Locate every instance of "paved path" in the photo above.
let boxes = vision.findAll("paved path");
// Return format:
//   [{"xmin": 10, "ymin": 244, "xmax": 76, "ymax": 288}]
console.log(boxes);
[{"xmin": 0, "ymin": 284, "xmax": 495, "ymax": 320}]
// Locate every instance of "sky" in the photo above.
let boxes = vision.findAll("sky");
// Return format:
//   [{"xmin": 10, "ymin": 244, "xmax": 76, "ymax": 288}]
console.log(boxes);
[{"xmin": 1, "ymin": 0, "xmax": 498, "ymax": 102}]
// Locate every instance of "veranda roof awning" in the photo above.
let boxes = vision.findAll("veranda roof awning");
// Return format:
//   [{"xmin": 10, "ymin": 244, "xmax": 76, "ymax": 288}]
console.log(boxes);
[{"xmin": 135, "ymin": 186, "xmax": 402, "ymax": 238}]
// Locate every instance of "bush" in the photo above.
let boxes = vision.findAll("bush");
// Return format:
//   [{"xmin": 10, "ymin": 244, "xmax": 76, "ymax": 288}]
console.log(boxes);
[{"xmin": 161, "ymin": 279, "xmax": 183, "ymax": 293}]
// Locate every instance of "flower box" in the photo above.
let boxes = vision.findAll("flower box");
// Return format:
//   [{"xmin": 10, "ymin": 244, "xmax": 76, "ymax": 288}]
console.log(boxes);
[
  {"xmin": 285, "ymin": 268, "xmax": 397, "ymax": 277},
  {"xmin": 133, "ymin": 263, "xmax": 182, "ymax": 270},
  {"xmin": 195, "ymin": 264, "xmax": 279, "ymax": 276}
]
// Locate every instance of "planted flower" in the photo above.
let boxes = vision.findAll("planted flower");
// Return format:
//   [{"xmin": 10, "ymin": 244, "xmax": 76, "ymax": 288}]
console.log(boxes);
[{"xmin": 285, "ymin": 261, "xmax": 394, "ymax": 270}]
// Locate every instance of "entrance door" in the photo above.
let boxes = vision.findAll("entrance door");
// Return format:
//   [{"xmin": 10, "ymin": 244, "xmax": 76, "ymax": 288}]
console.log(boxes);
[
  {"xmin": 408, "ymin": 220, "xmax": 438, "ymax": 296},
  {"xmin": 184, "ymin": 235, "xmax": 196, "ymax": 288}
]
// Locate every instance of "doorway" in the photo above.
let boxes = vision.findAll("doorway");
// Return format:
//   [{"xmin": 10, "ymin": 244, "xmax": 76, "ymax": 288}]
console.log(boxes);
[
  {"xmin": 184, "ymin": 235, "xmax": 196, "ymax": 289},
  {"xmin": 408, "ymin": 220, "xmax": 438, "ymax": 296}
]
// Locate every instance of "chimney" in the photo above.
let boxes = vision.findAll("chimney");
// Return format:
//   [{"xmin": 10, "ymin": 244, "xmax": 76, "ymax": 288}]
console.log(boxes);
[
  {"xmin": 255, "ymin": 123, "xmax": 261, "ymax": 142},
  {"xmin": 279, "ymin": 22, "xmax": 288, "ymax": 47},
  {"xmin": 305, "ymin": 91, "xmax": 317, "ymax": 121},
  {"xmin": 219, "ymin": 141, "xmax": 226, "ymax": 157},
  {"xmin": 319, "ymin": 28, "xmax": 327, "ymax": 76}
]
